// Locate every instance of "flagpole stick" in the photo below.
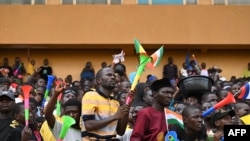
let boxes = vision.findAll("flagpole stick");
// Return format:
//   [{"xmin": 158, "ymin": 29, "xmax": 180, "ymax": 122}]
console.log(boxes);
[
  {"xmin": 168, "ymin": 86, "xmax": 180, "ymax": 111},
  {"xmin": 125, "ymin": 54, "xmax": 152, "ymax": 105},
  {"xmin": 233, "ymin": 89, "xmax": 241, "ymax": 97},
  {"xmin": 164, "ymin": 108, "xmax": 169, "ymax": 133},
  {"xmin": 125, "ymin": 62, "xmax": 147, "ymax": 105}
]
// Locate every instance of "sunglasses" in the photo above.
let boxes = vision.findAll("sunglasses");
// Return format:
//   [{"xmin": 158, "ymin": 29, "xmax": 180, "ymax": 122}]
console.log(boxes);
[{"xmin": 63, "ymin": 89, "xmax": 76, "ymax": 95}]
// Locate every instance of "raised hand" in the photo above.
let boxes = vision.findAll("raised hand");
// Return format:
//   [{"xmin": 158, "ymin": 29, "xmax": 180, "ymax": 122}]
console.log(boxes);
[
  {"xmin": 21, "ymin": 126, "xmax": 32, "ymax": 141},
  {"xmin": 114, "ymin": 104, "xmax": 130, "ymax": 120},
  {"xmin": 213, "ymin": 130, "xmax": 223, "ymax": 141},
  {"xmin": 54, "ymin": 81, "xmax": 64, "ymax": 94},
  {"xmin": 125, "ymin": 90, "xmax": 135, "ymax": 105}
]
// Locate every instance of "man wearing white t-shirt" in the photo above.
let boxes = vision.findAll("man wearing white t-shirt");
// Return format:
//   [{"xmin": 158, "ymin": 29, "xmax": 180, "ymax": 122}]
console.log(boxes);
[{"xmin": 45, "ymin": 83, "xmax": 81, "ymax": 141}]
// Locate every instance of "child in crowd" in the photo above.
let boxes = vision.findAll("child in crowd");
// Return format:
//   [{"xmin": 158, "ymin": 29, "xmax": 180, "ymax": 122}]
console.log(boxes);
[{"xmin": 9, "ymin": 102, "xmax": 43, "ymax": 141}]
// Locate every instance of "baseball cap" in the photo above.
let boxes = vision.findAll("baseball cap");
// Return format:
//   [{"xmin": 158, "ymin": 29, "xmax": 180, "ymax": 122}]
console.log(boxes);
[
  {"xmin": 0, "ymin": 91, "xmax": 15, "ymax": 100},
  {"xmin": 211, "ymin": 108, "xmax": 235, "ymax": 127}
]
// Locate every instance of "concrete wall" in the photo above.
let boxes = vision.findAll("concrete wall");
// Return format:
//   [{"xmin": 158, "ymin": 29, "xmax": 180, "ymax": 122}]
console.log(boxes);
[
  {"xmin": 0, "ymin": 5, "xmax": 250, "ymax": 47},
  {"xmin": 0, "ymin": 48, "xmax": 249, "ymax": 82},
  {"xmin": 0, "ymin": 5, "xmax": 249, "ymax": 82}
]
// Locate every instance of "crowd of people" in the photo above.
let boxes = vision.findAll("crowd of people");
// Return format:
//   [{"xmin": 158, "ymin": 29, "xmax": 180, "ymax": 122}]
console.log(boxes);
[{"xmin": 0, "ymin": 56, "xmax": 250, "ymax": 141}]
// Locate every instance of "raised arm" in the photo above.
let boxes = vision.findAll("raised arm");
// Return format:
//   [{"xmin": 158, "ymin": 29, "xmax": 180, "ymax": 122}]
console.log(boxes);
[
  {"xmin": 44, "ymin": 82, "xmax": 63, "ymax": 129},
  {"xmin": 25, "ymin": 68, "xmax": 41, "ymax": 84}
]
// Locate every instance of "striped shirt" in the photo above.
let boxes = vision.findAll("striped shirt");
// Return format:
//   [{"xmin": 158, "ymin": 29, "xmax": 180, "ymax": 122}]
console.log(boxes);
[{"xmin": 81, "ymin": 90, "xmax": 119, "ymax": 140}]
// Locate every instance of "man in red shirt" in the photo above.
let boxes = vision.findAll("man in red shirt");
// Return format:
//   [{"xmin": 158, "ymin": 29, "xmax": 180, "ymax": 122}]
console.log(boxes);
[{"xmin": 131, "ymin": 78, "xmax": 174, "ymax": 141}]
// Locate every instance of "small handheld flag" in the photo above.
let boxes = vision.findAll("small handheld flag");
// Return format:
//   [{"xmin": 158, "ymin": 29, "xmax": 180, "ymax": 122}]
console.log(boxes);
[
  {"xmin": 164, "ymin": 108, "xmax": 181, "ymax": 141},
  {"xmin": 112, "ymin": 50, "xmax": 125, "ymax": 64},
  {"xmin": 130, "ymin": 39, "xmax": 164, "ymax": 91},
  {"xmin": 202, "ymin": 83, "xmax": 250, "ymax": 117},
  {"xmin": 165, "ymin": 108, "xmax": 184, "ymax": 129},
  {"xmin": 237, "ymin": 82, "xmax": 250, "ymax": 100},
  {"xmin": 125, "ymin": 39, "xmax": 164, "ymax": 105}
]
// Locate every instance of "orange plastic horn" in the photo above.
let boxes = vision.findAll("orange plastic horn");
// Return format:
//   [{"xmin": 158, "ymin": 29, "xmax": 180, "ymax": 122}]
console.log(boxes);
[
  {"xmin": 215, "ymin": 92, "xmax": 236, "ymax": 109},
  {"xmin": 21, "ymin": 85, "xmax": 32, "ymax": 126},
  {"xmin": 202, "ymin": 92, "xmax": 236, "ymax": 117},
  {"xmin": 22, "ymin": 85, "xmax": 32, "ymax": 100}
]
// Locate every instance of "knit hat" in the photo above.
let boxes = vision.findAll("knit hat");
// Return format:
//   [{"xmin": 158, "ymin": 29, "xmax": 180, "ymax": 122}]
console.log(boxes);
[{"xmin": 150, "ymin": 78, "xmax": 171, "ymax": 92}]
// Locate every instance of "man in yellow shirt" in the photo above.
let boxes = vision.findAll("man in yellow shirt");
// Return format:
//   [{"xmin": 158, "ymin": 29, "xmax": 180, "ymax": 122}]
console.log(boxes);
[
  {"xmin": 243, "ymin": 62, "xmax": 250, "ymax": 78},
  {"xmin": 81, "ymin": 67, "xmax": 130, "ymax": 140},
  {"xmin": 40, "ymin": 116, "xmax": 62, "ymax": 141},
  {"xmin": 27, "ymin": 59, "xmax": 35, "ymax": 78}
]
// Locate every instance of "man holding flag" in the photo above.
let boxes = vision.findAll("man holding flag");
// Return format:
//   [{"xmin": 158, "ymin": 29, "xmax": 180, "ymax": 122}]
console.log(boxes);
[{"xmin": 81, "ymin": 67, "xmax": 131, "ymax": 140}]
